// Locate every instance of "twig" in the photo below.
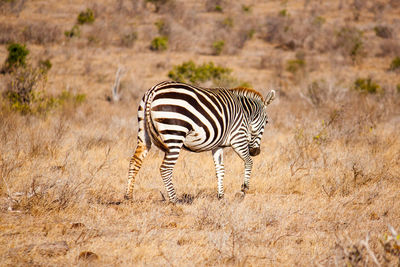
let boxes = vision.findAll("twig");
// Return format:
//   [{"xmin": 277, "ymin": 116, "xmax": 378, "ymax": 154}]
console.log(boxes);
[
  {"xmin": 111, "ymin": 66, "xmax": 124, "ymax": 102},
  {"xmin": 359, "ymin": 234, "xmax": 381, "ymax": 267}
]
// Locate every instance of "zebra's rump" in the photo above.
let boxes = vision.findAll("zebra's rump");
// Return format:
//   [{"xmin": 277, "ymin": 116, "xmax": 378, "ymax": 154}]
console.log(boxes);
[{"xmin": 148, "ymin": 85, "xmax": 232, "ymax": 152}]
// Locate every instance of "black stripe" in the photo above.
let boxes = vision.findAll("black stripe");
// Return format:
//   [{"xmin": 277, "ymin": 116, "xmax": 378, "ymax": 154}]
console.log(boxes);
[{"xmin": 154, "ymin": 118, "xmax": 193, "ymax": 131}]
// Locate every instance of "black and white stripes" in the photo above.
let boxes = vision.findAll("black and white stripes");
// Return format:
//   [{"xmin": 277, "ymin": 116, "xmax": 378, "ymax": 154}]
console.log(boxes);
[{"xmin": 125, "ymin": 81, "xmax": 275, "ymax": 202}]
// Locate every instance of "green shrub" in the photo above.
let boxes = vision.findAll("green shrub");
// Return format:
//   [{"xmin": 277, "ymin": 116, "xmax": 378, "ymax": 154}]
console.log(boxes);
[
  {"xmin": 3, "ymin": 43, "xmax": 29, "ymax": 72},
  {"xmin": 354, "ymin": 78, "xmax": 381, "ymax": 94},
  {"xmin": 3, "ymin": 66, "xmax": 50, "ymax": 114},
  {"xmin": 242, "ymin": 5, "xmax": 251, "ymax": 13},
  {"xmin": 286, "ymin": 59, "xmax": 305, "ymax": 74},
  {"xmin": 312, "ymin": 16, "xmax": 326, "ymax": 27},
  {"xmin": 150, "ymin": 36, "xmax": 168, "ymax": 51},
  {"xmin": 77, "ymin": 8, "xmax": 95, "ymax": 24},
  {"xmin": 222, "ymin": 17, "xmax": 233, "ymax": 28},
  {"xmin": 168, "ymin": 61, "xmax": 231, "ymax": 84},
  {"xmin": 57, "ymin": 90, "xmax": 86, "ymax": 105},
  {"xmin": 397, "ymin": 84, "xmax": 400, "ymax": 93},
  {"xmin": 155, "ymin": 20, "xmax": 165, "ymax": 34},
  {"xmin": 3, "ymin": 65, "xmax": 85, "ymax": 115},
  {"xmin": 212, "ymin": 40, "xmax": 225, "ymax": 55},
  {"xmin": 167, "ymin": 61, "xmax": 250, "ymax": 88},
  {"xmin": 247, "ymin": 29, "xmax": 255, "ymax": 39},
  {"xmin": 215, "ymin": 5, "xmax": 222, "ymax": 12},
  {"xmin": 64, "ymin": 25, "xmax": 80, "ymax": 38},
  {"xmin": 389, "ymin": 56, "xmax": 400, "ymax": 71},
  {"xmin": 279, "ymin": 9, "xmax": 288, "ymax": 17},
  {"xmin": 38, "ymin": 59, "xmax": 52, "ymax": 73}
]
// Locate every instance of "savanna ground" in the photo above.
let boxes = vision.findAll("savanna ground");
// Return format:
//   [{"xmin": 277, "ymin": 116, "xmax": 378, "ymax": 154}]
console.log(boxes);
[{"xmin": 1, "ymin": 0, "xmax": 400, "ymax": 266}]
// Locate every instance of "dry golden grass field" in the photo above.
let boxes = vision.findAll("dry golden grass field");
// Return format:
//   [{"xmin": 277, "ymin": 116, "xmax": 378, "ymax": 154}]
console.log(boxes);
[{"xmin": 1, "ymin": 0, "xmax": 400, "ymax": 266}]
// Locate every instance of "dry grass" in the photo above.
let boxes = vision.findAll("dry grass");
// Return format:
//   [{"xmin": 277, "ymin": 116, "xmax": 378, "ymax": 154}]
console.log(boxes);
[{"xmin": 1, "ymin": 0, "xmax": 400, "ymax": 266}]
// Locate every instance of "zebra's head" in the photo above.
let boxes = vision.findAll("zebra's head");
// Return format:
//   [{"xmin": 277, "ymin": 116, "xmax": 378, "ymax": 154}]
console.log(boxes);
[{"xmin": 249, "ymin": 90, "xmax": 276, "ymax": 157}]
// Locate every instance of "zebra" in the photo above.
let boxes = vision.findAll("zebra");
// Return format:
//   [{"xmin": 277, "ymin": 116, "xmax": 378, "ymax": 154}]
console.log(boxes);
[{"xmin": 125, "ymin": 81, "xmax": 275, "ymax": 202}]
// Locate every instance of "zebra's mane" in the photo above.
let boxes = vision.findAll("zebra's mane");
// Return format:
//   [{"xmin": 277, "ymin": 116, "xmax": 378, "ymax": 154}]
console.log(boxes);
[{"xmin": 229, "ymin": 87, "xmax": 264, "ymax": 102}]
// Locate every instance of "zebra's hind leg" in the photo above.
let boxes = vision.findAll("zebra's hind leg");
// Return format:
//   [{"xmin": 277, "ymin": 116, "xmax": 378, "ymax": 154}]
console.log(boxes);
[
  {"xmin": 125, "ymin": 139, "xmax": 150, "ymax": 200},
  {"xmin": 212, "ymin": 147, "xmax": 225, "ymax": 199},
  {"xmin": 160, "ymin": 144, "xmax": 183, "ymax": 203}
]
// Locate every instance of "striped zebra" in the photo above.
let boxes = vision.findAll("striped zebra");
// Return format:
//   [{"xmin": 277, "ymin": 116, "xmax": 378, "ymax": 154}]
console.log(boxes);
[{"xmin": 125, "ymin": 81, "xmax": 275, "ymax": 202}]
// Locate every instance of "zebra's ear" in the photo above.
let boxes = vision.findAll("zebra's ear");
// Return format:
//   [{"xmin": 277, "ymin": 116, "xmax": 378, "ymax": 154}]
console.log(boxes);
[{"xmin": 264, "ymin": 90, "xmax": 276, "ymax": 105}]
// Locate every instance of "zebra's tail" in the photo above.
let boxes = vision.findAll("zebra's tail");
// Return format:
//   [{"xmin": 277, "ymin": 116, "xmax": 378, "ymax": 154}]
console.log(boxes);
[{"xmin": 143, "ymin": 85, "xmax": 169, "ymax": 152}]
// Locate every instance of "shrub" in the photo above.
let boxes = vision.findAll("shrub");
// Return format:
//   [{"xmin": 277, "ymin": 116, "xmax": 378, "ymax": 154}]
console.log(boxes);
[
  {"xmin": 374, "ymin": 25, "xmax": 392, "ymax": 39},
  {"xmin": 221, "ymin": 17, "xmax": 233, "ymax": 29},
  {"xmin": 38, "ymin": 59, "xmax": 52, "ymax": 73},
  {"xmin": 167, "ymin": 60, "xmax": 232, "ymax": 85},
  {"xmin": 155, "ymin": 20, "xmax": 165, "ymax": 34},
  {"xmin": 354, "ymin": 78, "xmax": 381, "ymax": 94},
  {"xmin": 242, "ymin": 5, "xmax": 251, "ymax": 13},
  {"xmin": 146, "ymin": 0, "xmax": 169, "ymax": 12},
  {"xmin": 21, "ymin": 23, "xmax": 61, "ymax": 44},
  {"xmin": 286, "ymin": 59, "xmax": 305, "ymax": 74},
  {"xmin": 2, "ymin": 64, "xmax": 85, "ymax": 115},
  {"xmin": 397, "ymin": 84, "xmax": 400, "ymax": 93},
  {"xmin": 389, "ymin": 56, "xmax": 400, "ymax": 71},
  {"xmin": 120, "ymin": 32, "xmax": 137, "ymax": 47},
  {"xmin": 150, "ymin": 36, "xmax": 168, "ymax": 51},
  {"xmin": 215, "ymin": 5, "xmax": 222, "ymax": 12},
  {"xmin": 57, "ymin": 90, "xmax": 86, "ymax": 105},
  {"xmin": 279, "ymin": 9, "xmax": 288, "ymax": 17},
  {"xmin": 77, "ymin": 8, "xmax": 95, "ymax": 24},
  {"xmin": 64, "ymin": 25, "xmax": 80, "ymax": 38},
  {"xmin": 312, "ymin": 16, "xmax": 326, "ymax": 27},
  {"xmin": 212, "ymin": 40, "xmax": 225, "ymax": 55},
  {"xmin": 3, "ymin": 42, "xmax": 29, "ymax": 72},
  {"xmin": 336, "ymin": 27, "xmax": 365, "ymax": 63},
  {"xmin": 3, "ymin": 66, "xmax": 50, "ymax": 114},
  {"xmin": 167, "ymin": 61, "xmax": 250, "ymax": 88}
]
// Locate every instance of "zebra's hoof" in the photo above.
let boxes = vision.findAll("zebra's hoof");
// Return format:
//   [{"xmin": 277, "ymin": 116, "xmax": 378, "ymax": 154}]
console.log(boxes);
[
  {"xmin": 217, "ymin": 194, "xmax": 224, "ymax": 200},
  {"xmin": 241, "ymin": 184, "xmax": 249, "ymax": 192},
  {"xmin": 124, "ymin": 194, "xmax": 132, "ymax": 200}
]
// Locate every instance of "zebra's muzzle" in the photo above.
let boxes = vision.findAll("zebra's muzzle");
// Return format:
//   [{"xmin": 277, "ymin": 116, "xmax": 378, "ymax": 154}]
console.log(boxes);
[{"xmin": 249, "ymin": 147, "xmax": 260, "ymax": 156}]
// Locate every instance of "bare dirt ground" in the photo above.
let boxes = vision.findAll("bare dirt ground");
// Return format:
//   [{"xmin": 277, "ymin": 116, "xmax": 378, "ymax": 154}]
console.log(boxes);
[{"xmin": 1, "ymin": 0, "xmax": 400, "ymax": 266}]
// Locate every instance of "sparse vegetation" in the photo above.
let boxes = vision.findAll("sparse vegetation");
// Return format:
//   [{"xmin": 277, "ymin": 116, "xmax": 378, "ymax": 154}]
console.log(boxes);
[
  {"xmin": 120, "ymin": 32, "xmax": 137, "ymax": 47},
  {"xmin": 1, "ymin": 1, "xmax": 400, "ymax": 266},
  {"xmin": 336, "ymin": 26, "xmax": 365, "ymax": 63},
  {"xmin": 374, "ymin": 25, "xmax": 393, "ymax": 39},
  {"xmin": 354, "ymin": 78, "xmax": 381, "ymax": 94},
  {"xmin": 212, "ymin": 40, "xmax": 225, "ymax": 55},
  {"xmin": 64, "ymin": 25, "xmax": 80, "ymax": 38},
  {"xmin": 77, "ymin": 8, "xmax": 95, "ymax": 25},
  {"xmin": 389, "ymin": 56, "xmax": 400, "ymax": 71},
  {"xmin": 167, "ymin": 60, "xmax": 232, "ymax": 85},
  {"xmin": 150, "ymin": 36, "xmax": 168, "ymax": 51},
  {"xmin": 2, "ymin": 42, "xmax": 29, "ymax": 72}
]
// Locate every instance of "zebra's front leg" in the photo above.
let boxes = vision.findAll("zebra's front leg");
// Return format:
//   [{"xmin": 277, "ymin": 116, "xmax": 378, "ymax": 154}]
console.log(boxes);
[
  {"xmin": 231, "ymin": 141, "xmax": 253, "ymax": 194},
  {"xmin": 160, "ymin": 145, "xmax": 183, "ymax": 203},
  {"xmin": 125, "ymin": 140, "xmax": 149, "ymax": 200},
  {"xmin": 212, "ymin": 147, "xmax": 225, "ymax": 199}
]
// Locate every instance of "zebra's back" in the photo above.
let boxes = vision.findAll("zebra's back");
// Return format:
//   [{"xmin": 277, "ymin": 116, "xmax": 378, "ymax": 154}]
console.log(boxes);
[{"xmin": 148, "ymin": 82, "xmax": 238, "ymax": 152}]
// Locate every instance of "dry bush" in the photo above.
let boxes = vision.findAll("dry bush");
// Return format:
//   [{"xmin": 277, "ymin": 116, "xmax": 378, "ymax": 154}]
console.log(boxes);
[
  {"xmin": 0, "ymin": 22, "xmax": 19, "ymax": 44},
  {"xmin": 377, "ymin": 40, "xmax": 400, "ymax": 57},
  {"xmin": 21, "ymin": 22, "xmax": 61, "ymax": 44},
  {"xmin": 0, "ymin": 0, "xmax": 26, "ymax": 15}
]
